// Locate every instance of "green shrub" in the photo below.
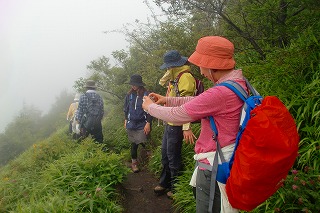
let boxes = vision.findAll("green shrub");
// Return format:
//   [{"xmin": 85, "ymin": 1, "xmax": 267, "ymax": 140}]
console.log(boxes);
[
  {"xmin": 252, "ymin": 168, "xmax": 320, "ymax": 213},
  {"xmin": 0, "ymin": 134, "xmax": 129, "ymax": 212}
]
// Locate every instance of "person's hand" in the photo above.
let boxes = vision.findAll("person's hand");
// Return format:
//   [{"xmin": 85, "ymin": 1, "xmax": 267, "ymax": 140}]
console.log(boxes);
[
  {"xmin": 124, "ymin": 120, "xmax": 127, "ymax": 128},
  {"xmin": 142, "ymin": 96, "xmax": 155, "ymax": 111},
  {"xmin": 149, "ymin": 93, "xmax": 166, "ymax": 105},
  {"xmin": 183, "ymin": 129, "xmax": 197, "ymax": 144},
  {"xmin": 144, "ymin": 122, "xmax": 151, "ymax": 135}
]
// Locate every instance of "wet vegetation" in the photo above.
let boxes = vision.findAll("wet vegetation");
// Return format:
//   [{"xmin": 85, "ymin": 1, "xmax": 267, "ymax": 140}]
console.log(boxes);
[{"xmin": 1, "ymin": 0, "xmax": 319, "ymax": 212}]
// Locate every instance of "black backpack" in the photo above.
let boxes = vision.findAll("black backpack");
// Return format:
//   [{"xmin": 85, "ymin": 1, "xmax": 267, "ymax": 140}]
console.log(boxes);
[{"xmin": 82, "ymin": 93, "xmax": 102, "ymax": 131}]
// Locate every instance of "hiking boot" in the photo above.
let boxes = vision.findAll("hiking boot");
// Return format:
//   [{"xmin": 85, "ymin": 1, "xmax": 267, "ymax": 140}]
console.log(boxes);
[
  {"xmin": 131, "ymin": 162, "xmax": 139, "ymax": 173},
  {"xmin": 166, "ymin": 191, "xmax": 173, "ymax": 199},
  {"xmin": 154, "ymin": 185, "xmax": 167, "ymax": 195}
]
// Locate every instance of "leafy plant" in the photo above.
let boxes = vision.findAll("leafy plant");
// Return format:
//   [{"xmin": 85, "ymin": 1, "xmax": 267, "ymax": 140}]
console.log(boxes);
[
  {"xmin": 252, "ymin": 168, "xmax": 320, "ymax": 213},
  {"xmin": 0, "ymin": 134, "xmax": 129, "ymax": 212}
]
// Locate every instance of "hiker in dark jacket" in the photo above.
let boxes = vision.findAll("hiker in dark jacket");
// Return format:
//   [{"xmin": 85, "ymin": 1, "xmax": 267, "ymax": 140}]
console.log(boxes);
[
  {"xmin": 76, "ymin": 80, "xmax": 104, "ymax": 143},
  {"xmin": 124, "ymin": 74, "xmax": 153, "ymax": 173}
]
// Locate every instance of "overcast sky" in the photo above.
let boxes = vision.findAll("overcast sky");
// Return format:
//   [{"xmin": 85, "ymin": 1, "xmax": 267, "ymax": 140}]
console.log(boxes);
[{"xmin": 0, "ymin": 0, "xmax": 160, "ymax": 132}]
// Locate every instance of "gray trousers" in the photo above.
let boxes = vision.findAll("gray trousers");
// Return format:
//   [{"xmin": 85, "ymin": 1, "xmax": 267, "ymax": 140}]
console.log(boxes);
[{"xmin": 196, "ymin": 169, "xmax": 221, "ymax": 213}]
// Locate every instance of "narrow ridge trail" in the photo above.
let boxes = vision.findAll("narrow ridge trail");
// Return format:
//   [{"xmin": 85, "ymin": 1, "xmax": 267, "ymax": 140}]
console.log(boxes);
[{"xmin": 121, "ymin": 168, "xmax": 176, "ymax": 213}]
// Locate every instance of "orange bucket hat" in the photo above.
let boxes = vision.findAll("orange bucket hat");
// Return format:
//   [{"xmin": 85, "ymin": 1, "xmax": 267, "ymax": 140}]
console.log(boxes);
[{"xmin": 188, "ymin": 36, "xmax": 236, "ymax": 70}]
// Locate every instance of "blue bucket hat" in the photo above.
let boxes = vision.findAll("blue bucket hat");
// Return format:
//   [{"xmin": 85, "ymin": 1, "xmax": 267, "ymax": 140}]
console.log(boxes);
[{"xmin": 160, "ymin": 50, "xmax": 188, "ymax": 70}]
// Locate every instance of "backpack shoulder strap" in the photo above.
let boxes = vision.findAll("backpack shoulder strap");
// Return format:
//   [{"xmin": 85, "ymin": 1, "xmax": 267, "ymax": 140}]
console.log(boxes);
[
  {"xmin": 218, "ymin": 80, "xmax": 248, "ymax": 101},
  {"xmin": 174, "ymin": 70, "xmax": 190, "ymax": 83},
  {"xmin": 244, "ymin": 78, "xmax": 260, "ymax": 96},
  {"xmin": 172, "ymin": 70, "xmax": 191, "ymax": 96},
  {"xmin": 84, "ymin": 92, "xmax": 91, "ymax": 101},
  {"xmin": 84, "ymin": 92, "xmax": 95, "ymax": 100},
  {"xmin": 210, "ymin": 79, "xmax": 248, "ymax": 135},
  {"xmin": 218, "ymin": 78, "xmax": 261, "ymax": 99}
]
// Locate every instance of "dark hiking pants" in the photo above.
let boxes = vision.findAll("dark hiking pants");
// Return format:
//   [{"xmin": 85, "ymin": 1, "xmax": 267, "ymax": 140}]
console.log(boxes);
[
  {"xmin": 159, "ymin": 124, "xmax": 183, "ymax": 191},
  {"xmin": 80, "ymin": 122, "xmax": 103, "ymax": 143}
]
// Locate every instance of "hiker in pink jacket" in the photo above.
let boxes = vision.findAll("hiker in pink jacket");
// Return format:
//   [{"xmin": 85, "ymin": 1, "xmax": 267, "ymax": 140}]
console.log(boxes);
[{"xmin": 143, "ymin": 36, "xmax": 245, "ymax": 213}]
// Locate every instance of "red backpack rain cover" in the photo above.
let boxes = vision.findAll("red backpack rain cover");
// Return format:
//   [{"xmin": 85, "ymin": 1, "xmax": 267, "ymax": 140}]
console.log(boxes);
[{"xmin": 226, "ymin": 96, "xmax": 300, "ymax": 211}]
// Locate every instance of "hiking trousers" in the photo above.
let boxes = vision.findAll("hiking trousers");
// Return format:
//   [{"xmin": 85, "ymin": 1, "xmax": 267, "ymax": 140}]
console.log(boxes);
[
  {"xmin": 196, "ymin": 169, "xmax": 221, "ymax": 213},
  {"xmin": 81, "ymin": 122, "xmax": 103, "ymax": 143},
  {"xmin": 159, "ymin": 124, "xmax": 183, "ymax": 191}
]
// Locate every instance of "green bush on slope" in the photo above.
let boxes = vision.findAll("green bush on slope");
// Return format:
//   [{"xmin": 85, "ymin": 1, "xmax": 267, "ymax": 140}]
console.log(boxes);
[{"xmin": 0, "ymin": 130, "xmax": 129, "ymax": 213}]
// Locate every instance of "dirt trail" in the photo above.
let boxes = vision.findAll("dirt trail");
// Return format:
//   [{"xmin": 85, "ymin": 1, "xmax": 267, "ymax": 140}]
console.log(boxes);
[
  {"xmin": 117, "ymin": 140, "xmax": 178, "ymax": 213},
  {"xmin": 120, "ymin": 167, "xmax": 176, "ymax": 213}
]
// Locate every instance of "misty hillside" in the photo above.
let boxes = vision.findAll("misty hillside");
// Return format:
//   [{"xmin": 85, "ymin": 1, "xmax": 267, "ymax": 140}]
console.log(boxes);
[{"xmin": 1, "ymin": 1, "xmax": 319, "ymax": 212}]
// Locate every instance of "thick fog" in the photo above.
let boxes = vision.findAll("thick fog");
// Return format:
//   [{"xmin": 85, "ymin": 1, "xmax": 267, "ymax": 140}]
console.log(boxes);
[{"xmin": 0, "ymin": 0, "xmax": 157, "ymax": 133}]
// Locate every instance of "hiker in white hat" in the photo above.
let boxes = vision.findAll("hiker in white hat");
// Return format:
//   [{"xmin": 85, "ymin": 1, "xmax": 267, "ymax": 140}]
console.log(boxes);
[{"xmin": 67, "ymin": 93, "xmax": 80, "ymax": 138}]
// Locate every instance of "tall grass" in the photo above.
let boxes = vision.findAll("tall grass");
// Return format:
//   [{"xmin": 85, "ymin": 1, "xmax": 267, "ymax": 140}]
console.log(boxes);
[{"xmin": 0, "ymin": 130, "xmax": 129, "ymax": 212}]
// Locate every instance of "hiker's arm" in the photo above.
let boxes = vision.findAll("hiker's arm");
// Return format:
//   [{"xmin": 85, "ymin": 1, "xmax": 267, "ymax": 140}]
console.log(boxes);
[
  {"xmin": 146, "ymin": 94, "xmax": 194, "ymax": 107},
  {"xmin": 167, "ymin": 96, "xmax": 194, "ymax": 106},
  {"xmin": 145, "ymin": 88, "xmax": 226, "ymax": 122},
  {"xmin": 123, "ymin": 94, "xmax": 129, "ymax": 119},
  {"xmin": 123, "ymin": 94, "xmax": 130, "ymax": 128},
  {"xmin": 144, "ymin": 103, "xmax": 193, "ymax": 125}
]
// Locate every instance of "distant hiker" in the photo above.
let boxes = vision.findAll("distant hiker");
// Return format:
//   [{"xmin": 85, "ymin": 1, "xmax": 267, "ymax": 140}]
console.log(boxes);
[
  {"xmin": 76, "ymin": 80, "xmax": 104, "ymax": 143},
  {"xmin": 124, "ymin": 74, "xmax": 153, "ymax": 173},
  {"xmin": 143, "ymin": 36, "xmax": 242, "ymax": 212},
  {"xmin": 67, "ymin": 93, "xmax": 81, "ymax": 139},
  {"xmin": 153, "ymin": 50, "xmax": 197, "ymax": 199}
]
